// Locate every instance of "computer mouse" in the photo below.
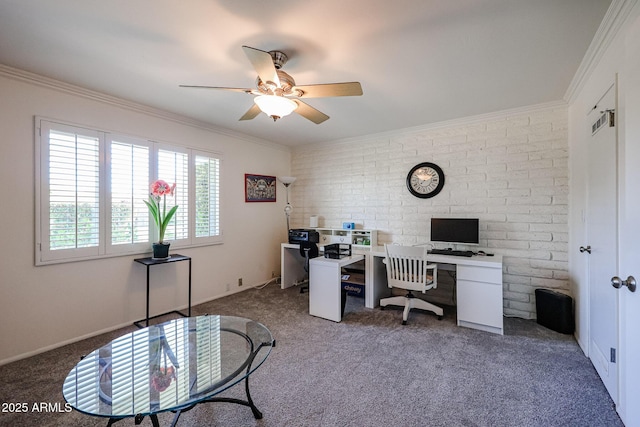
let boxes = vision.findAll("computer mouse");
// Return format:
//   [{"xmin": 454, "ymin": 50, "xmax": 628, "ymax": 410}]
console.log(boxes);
[{"xmin": 477, "ymin": 250, "xmax": 486, "ymax": 255}]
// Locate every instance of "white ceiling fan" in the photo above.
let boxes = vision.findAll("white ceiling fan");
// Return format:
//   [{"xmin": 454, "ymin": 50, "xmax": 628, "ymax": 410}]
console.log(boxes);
[{"xmin": 180, "ymin": 45, "xmax": 363, "ymax": 124}]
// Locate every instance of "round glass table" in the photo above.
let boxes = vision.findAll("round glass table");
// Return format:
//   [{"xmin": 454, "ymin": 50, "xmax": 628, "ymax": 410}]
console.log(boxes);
[{"xmin": 63, "ymin": 315, "xmax": 275, "ymax": 427}]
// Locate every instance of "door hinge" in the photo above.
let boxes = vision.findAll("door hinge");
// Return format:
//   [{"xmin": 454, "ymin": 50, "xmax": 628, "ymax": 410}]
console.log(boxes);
[{"xmin": 611, "ymin": 347, "xmax": 616, "ymax": 363}]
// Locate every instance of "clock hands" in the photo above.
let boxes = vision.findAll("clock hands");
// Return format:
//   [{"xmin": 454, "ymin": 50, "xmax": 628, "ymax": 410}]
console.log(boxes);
[{"xmin": 415, "ymin": 170, "xmax": 433, "ymax": 181}]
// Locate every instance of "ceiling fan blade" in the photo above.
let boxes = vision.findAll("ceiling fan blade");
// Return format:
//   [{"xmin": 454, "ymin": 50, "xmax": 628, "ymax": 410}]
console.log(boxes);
[
  {"xmin": 239, "ymin": 103, "xmax": 262, "ymax": 121},
  {"xmin": 294, "ymin": 82, "xmax": 363, "ymax": 98},
  {"xmin": 179, "ymin": 85, "xmax": 253, "ymax": 94},
  {"xmin": 242, "ymin": 46, "xmax": 280, "ymax": 88},
  {"xmin": 293, "ymin": 100, "xmax": 330, "ymax": 124}
]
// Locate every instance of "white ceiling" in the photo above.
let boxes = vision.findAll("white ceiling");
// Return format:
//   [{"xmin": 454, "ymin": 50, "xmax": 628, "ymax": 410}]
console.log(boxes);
[{"xmin": 0, "ymin": 0, "xmax": 611, "ymax": 147}]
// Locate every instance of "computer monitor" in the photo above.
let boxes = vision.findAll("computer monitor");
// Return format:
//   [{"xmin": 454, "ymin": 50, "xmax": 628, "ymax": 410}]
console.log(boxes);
[{"xmin": 430, "ymin": 218, "xmax": 479, "ymax": 245}]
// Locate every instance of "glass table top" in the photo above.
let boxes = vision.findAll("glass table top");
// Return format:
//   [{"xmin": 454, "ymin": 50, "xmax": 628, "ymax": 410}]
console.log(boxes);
[{"xmin": 63, "ymin": 315, "xmax": 274, "ymax": 419}]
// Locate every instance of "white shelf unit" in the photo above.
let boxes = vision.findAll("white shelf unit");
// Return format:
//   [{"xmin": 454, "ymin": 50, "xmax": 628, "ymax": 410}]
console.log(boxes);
[{"xmin": 315, "ymin": 228, "xmax": 377, "ymax": 249}]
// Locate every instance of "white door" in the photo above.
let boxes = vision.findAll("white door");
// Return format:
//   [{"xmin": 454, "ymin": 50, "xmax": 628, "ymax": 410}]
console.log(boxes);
[
  {"xmin": 617, "ymin": 12, "xmax": 640, "ymax": 426},
  {"xmin": 586, "ymin": 83, "xmax": 618, "ymax": 403}
]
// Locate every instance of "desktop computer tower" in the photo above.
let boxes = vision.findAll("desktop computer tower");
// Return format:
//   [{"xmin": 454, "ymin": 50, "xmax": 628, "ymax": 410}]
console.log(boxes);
[{"xmin": 535, "ymin": 288, "xmax": 574, "ymax": 335}]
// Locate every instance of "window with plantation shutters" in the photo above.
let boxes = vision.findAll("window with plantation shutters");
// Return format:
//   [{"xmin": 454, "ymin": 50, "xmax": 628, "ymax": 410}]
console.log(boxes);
[
  {"xmin": 194, "ymin": 152, "xmax": 221, "ymax": 244},
  {"xmin": 157, "ymin": 148, "xmax": 189, "ymax": 243},
  {"xmin": 108, "ymin": 136, "xmax": 151, "ymax": 253},
  {"xmin": 38, "ymin": 121, "xmax": 101, "ymax": 262},
  {"xmin": 36, "ymin": 118, "xmax": 223, "ymax": 265}
]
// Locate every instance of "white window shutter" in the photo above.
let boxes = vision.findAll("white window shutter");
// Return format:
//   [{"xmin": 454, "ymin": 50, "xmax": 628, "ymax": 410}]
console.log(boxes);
[
  {"xmin": 107, "ymin": 136, "xmax": 151, "ymax": 253},
  {"xmin": 194, "ymin": 154, "xmax": 221, "ymax": 241},
  {"xmin": 36, "ymin": 118, "xmax": 223, "ymax": 265},
  {"xmin": 157, "ymin": 148, "xmax": 189, "ymax": 243},
  {"xmin": 39, "ymin": 121, "xmax": 101, "ymax": 262}
]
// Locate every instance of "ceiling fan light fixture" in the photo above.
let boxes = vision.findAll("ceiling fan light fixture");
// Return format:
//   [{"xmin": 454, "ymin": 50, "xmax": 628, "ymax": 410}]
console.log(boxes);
[{"xmin": 254, "ymin": 95, "xmax": 298, "ymax": 121}]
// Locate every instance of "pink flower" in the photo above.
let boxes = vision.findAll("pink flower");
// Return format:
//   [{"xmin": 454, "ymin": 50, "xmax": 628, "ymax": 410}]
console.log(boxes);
[
  {"xmin": 144, "ymin": 179, "xmax": 179, "ymax": 244},
  {"xmin": 150, "ymin": 180, "xmax": 171, "ymax": 197}
]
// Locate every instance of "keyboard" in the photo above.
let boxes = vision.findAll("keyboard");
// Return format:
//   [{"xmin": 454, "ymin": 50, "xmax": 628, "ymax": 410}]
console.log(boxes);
[{"xmin": 428, "ymin": 249, "xmax": 474, "ymax": 257}]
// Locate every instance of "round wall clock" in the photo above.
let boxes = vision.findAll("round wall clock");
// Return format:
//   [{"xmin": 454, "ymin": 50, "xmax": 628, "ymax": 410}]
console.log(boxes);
[{"xmin": 406, "ymin": 162, "xmax": 445, "ymax": 198}]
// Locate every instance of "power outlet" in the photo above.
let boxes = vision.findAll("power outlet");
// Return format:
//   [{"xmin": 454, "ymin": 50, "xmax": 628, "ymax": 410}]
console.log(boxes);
[
  {"xmin": 272, "ymin": 271, "xmax": 277, "ymax": 278},
  {"xmin": 238, "ymin": 278, "xmax": 243, "ymax": 287}
]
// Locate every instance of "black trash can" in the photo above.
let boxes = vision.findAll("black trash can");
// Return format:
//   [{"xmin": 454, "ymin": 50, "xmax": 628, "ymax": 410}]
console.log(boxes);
[{"xmin": 535, "ymin": 288, "xmax": 574, "ymax": 334}]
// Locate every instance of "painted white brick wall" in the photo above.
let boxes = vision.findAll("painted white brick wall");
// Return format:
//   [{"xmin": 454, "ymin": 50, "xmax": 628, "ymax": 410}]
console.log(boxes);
[{"xmin": 290, "ymin": 104, "xmax": 569, "ymax": 319}]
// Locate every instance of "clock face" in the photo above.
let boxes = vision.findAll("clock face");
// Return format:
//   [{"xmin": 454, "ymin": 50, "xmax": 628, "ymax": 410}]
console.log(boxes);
[{"xmin": 406, "ymin": 162, "xmax": 445, "ymax": 198}]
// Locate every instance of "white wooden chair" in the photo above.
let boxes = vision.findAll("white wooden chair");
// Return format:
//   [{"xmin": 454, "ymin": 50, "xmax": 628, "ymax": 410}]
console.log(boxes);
[{"xmin": 380, "ymin": 244, "xmax": 443, "ymax": 325}]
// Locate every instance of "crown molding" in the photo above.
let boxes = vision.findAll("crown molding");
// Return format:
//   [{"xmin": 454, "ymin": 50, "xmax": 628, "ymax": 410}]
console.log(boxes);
[
  {"xmin": 564, "ymin": 0, "xmax": 638, "ymax": 103},
  {"xmin": 0, "ymin": 63, "xmax": 291, "ymax": 152}
]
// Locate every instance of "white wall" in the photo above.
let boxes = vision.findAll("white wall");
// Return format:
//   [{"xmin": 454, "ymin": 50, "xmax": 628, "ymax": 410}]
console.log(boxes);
[
  {"xmin": 567, "ymin": 0, "xmax": 639, "ymax": 355},
  {"xmin": 0, "ymin": 68, "xmax": 291, "ymax": 364},
  {"xmin": 567, "ymin": 2, "xmax": 640, "ymax": 423},
  {"xmin": 289, "ymin": 104, "xmax": 570, "ymax": 319}
]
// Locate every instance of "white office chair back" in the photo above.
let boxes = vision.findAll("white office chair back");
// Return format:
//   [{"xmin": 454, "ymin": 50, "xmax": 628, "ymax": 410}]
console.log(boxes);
[{"xmin": 384, "ymin": 244, "xmax": 437, "ymax": 293}]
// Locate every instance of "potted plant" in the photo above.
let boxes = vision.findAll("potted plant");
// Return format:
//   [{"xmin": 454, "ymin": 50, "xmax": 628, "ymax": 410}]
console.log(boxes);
[{"xmin": 144, "ymin": 180, "xmax": 178, "ymax": 259}]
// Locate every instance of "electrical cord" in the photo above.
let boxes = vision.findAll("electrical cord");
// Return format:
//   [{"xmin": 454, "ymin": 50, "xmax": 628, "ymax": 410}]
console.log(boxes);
[{"xmin": 253, "ymin": 276, "xmax": 280, "ymax": 290}]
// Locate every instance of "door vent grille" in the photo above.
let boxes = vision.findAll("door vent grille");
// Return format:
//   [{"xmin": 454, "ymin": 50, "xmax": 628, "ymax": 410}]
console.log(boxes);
[
  {"xmin": 592, "ymin": 110, "xmax": 615, "ymax": 135},
  {"xmin": 592, "ymin": 112, "xmax": 608, "ymax": 135}
]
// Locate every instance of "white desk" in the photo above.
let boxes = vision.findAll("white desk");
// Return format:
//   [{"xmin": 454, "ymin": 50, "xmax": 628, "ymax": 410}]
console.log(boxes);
[
  {"xmin": 366, "ymin": 246, "xmax": 504, "ymax": 334},
  {"xmin": 280, "ymin": 243, "xmax": 504, "ymax": 334},
  {"xmin": 280, "ymin": 243, "xmax": 382, "ymax": 303},
  {"xmin": 281, "ymin": 243, "xmax": 309, "ymax": 289}
]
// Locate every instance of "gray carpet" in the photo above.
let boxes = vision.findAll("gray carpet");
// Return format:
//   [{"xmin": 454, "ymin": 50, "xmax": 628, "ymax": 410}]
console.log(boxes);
[{"xmin": 0, "ymin": 282, "xmax": 623, "ymax": 427}]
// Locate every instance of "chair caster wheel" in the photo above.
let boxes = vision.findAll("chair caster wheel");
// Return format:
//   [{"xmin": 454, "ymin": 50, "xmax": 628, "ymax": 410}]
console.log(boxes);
[
  {"xmin": 380, "ymin": 306, "xmax": 385, "ymax": 311},
  {"xmin": 437, "ymin": 316, "xmax": 443, "ymax": 321},
  {"xmin": 402, "ymin": 320, "xmax": 407, "ymax": 325}
]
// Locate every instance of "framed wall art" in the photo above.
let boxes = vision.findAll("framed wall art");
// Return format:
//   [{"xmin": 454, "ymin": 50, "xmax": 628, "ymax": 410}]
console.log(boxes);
[{"xmin": 245, "ymin": 174, "xmax": 276, "ymax": 202}]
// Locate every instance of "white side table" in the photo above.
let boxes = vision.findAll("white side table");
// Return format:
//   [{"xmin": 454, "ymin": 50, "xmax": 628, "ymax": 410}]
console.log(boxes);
[{"xmin": 309, "ymin": 255, "xmax": 365, "ymax": 322}]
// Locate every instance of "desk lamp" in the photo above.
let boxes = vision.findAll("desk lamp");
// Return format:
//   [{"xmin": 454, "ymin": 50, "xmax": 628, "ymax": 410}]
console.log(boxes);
[{"xmin": 279, "ymin": 176, "xmax": 296, "ymax": 231}]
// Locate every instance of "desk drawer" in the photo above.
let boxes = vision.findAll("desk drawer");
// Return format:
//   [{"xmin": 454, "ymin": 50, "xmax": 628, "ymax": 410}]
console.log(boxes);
[
  {"xmin": 457, "ymin": 279, "xmax": 503, "ymax": 331},
  {"xmin": 457, "ymin": 265, "xmax": 502, "ymax": 284}
]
